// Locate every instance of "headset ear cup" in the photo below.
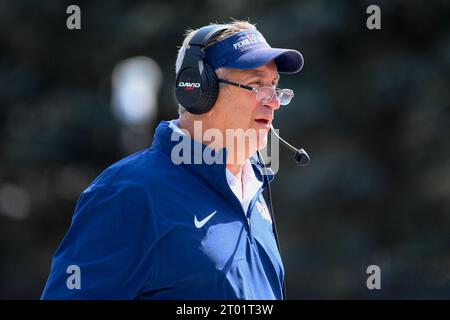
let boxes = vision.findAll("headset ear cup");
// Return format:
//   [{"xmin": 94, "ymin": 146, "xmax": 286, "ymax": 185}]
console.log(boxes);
[
  {"xmin": 175, "ymin": 24, "xmax": 229, "ymax": 114},
  {"xmin": 201, "ymin": 64, "xmax": 219, "ymax": 113}
]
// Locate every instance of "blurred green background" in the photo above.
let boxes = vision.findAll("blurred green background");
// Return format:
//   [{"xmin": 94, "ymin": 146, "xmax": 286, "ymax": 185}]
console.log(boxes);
[{"xmin": 0, "ymin": 0, "xmax": 449, "ymax": 299}]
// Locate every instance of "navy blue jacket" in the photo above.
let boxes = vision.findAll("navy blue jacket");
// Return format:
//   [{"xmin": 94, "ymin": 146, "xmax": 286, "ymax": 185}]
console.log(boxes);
[{"xmin": 41, "ymin": 121, "xmax": 284, "ymax": 299}]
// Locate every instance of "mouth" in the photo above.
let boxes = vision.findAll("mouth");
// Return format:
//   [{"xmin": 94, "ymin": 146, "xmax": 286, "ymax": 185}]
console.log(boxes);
[{"xmin": 254, "ymin": 118, "xmax": 272, "ymax": 127}]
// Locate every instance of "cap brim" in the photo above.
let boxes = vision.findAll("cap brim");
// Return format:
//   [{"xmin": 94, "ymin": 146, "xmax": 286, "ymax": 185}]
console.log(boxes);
[{"xmin": 222, "ymin": 48, "xmax": 304, "ymax": 74}]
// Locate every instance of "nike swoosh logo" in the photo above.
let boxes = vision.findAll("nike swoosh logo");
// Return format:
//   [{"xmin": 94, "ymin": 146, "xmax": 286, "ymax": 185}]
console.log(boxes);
[{"xmin": 194, "ymin": 210, "xmax": 217, "ymax": 229}]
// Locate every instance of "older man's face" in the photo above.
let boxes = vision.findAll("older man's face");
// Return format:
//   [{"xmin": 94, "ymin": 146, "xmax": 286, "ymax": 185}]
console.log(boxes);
[{"xmin": 210, "ymin": 61, "xmax": 281, "ymax": 159}]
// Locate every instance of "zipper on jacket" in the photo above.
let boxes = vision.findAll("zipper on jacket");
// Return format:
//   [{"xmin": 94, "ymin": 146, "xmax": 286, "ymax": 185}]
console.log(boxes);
[
  {"xmin": 246, "ymin": 215, "xmax": 254, "ymax": 244},
  {"xmin": 245, "ymin": 188, "xmax": 264, "ymax": 243}
]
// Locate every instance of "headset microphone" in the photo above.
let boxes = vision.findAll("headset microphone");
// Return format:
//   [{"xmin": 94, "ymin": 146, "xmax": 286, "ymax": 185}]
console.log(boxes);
[{"xmin": 270, "ymin": 125, "xmax": 310, "ymax": 166}]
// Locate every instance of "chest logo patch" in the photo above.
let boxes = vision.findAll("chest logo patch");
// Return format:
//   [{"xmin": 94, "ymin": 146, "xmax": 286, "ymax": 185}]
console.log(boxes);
[{"xmin": 194, "ymin": 210, "xmax": 217, "ymax": 229}]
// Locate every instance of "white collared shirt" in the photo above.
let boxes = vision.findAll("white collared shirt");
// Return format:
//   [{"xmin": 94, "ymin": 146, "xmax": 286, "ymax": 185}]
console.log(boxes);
[{"xmin": 226, "ymin": 160, "xmax": 263, "ymax": 214}]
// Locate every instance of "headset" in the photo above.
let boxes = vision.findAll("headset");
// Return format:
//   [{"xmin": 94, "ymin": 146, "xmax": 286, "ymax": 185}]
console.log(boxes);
[{"xmin": 175, "ymin": 24, "xmax": 229, "ymax": 114}]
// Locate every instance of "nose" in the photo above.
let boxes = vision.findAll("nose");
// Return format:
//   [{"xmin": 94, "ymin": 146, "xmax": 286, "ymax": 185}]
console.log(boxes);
[{"xmin": 265, "ymin": 93, "xmax": 281, "ymax": 111}]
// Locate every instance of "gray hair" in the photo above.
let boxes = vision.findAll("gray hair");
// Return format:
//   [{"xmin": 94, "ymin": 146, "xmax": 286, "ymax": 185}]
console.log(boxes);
[{"xmin": 175, "ymin": 21, "xmax": 256, "ymax": 115}]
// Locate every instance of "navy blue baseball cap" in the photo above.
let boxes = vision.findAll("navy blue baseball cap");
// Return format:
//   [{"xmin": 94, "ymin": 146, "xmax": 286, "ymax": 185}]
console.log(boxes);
[{"xmin": 204, "ymin": 29, "xmax": 304, "ymax": 74}]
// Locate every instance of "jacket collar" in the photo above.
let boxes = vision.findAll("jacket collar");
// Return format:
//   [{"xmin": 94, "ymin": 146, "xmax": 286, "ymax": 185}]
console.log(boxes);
[{"xmin": 151, "ymin": 121, "xmax": 275, "ymax": 203}]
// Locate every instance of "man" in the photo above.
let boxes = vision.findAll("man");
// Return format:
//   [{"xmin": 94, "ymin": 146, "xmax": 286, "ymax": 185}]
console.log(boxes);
[{"xmin": 42, "ymin": 20, "xmax": 304, "ymax": 299}]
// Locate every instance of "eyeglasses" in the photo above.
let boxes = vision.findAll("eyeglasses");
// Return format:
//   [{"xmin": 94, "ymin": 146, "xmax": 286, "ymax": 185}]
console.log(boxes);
[{"xmin": 217, "ymin": 78, "xmax": 294, "ymax": 105}]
